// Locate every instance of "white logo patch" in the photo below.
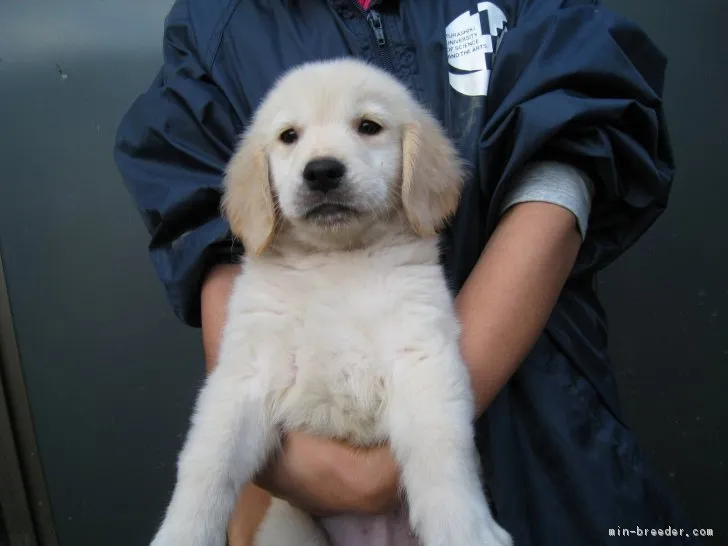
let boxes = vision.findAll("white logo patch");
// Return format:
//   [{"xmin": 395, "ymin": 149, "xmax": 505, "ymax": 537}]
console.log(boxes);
[{"xmin": 446, "ymin": 2, "xmax": 508, "ymax": 97}]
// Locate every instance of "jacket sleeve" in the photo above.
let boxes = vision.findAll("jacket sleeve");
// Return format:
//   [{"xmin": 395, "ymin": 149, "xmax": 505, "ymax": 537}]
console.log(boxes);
[
  {"xmin": 481, "ymin": 0, "xmax": 675, "ymax": 275},
  {"xmin": 114, "ymin": 0, "xmax": 243, "ymax": 327}
]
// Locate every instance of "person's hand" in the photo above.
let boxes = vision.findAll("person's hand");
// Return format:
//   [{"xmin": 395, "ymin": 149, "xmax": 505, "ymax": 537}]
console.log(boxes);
[{"xmin": 255, "ymin": 430, "xmax": 402, "ymax": 517}]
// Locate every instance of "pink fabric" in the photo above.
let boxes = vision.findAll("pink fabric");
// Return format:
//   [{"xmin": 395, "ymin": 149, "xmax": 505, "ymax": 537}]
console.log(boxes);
[
  {"xmin": 319, "ymin": 504, "xmax": 421, "ymax": 546},
  {"xmin": 356, "ymin": 0, "xmax": 373, "ymax": 9}
]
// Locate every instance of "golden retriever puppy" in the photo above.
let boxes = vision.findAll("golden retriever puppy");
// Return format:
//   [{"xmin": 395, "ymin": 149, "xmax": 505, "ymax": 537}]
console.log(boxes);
[{"xmin": 149, "ymin": 58, "xmax": 512, "ymax": 546}]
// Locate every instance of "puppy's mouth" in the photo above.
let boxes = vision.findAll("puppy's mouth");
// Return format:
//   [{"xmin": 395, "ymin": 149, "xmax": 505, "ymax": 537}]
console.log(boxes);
[{"xmin": 304, "ymin": 203, "xmax": 359, "ymax": 224}]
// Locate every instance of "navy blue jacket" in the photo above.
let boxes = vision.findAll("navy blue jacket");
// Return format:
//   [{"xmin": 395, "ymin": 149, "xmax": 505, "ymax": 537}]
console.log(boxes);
[{"xmin": 115, "ymin": 0, "xmax": 696, "ymax": 543}]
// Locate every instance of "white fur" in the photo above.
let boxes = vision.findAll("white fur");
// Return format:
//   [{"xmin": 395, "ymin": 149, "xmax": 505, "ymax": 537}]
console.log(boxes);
[{"xmin": 150, "ymin": 59, "xmax": 512, "ymax": 546}]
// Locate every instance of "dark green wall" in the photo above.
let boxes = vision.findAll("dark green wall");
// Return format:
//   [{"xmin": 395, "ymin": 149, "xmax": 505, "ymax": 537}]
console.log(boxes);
[
  {"xmin": 0, "ymin": 1, "xmax": 724, "ymax": 544},
  {"xmin": 0, "ymin": 3, "xmax": 202, "ymax": 545}
]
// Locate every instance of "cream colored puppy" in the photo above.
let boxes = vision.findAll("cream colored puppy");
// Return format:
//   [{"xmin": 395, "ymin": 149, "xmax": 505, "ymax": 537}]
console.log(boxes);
[{"xmin": 149, "ymin": 58, "xmax": 512, "ymax": 546}]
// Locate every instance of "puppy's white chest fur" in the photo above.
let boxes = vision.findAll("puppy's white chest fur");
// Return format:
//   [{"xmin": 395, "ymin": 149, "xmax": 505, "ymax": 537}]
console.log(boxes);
[{"xmin": 227, "ymin": 236, "xmax": 452, "ymax": 446}]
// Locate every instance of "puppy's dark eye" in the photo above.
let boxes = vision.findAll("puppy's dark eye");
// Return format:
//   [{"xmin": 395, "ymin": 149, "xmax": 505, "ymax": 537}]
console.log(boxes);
[
  {"xmin": 280, "ymin": 128, "xmax": 298, "ymax": 144},
  {"xmin": 358, "ymin": 119, "xmax": 383, "ymax": 136}
]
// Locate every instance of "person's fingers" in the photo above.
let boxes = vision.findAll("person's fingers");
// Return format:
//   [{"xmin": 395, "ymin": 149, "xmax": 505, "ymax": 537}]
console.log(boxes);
[
  {"xmin": 253, "ymin": 430, "xmax": 403, "ymax": 516},
  {"xmin": 355, "ymin": 447, "xmax": 402, "ymax": 514},
  {"xmin": 252, "ymin": 449, "xmax": 283, "ymax": 497},
  {"xmin": 227, "ymin": 484, "xmax": 272, "ymax": 546},
  {"xmin": 252, "ymin": 432, "xmax": 340, "ymax": 514}
]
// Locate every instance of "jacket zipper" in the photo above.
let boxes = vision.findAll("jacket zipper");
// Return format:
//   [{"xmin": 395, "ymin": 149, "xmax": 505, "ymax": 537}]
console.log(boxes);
[{"xmin": 351, "ymin": 2, "xmax": 395, "ymax": 73}]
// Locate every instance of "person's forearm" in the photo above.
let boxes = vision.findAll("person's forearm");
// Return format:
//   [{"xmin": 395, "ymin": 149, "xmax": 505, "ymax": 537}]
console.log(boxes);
[{"xmin": 455, "ymin": 201, "xmax": 583, "ymax": 417}]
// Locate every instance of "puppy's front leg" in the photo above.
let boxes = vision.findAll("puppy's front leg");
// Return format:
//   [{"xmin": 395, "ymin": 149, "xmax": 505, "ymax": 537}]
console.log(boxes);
[
  {"xmin": 387, "ymin": 340, "xmax": 512, "ymax": 546},
  {"xmin": 150, "ymin": 354, "xmax": 276, "ymax": 546}
]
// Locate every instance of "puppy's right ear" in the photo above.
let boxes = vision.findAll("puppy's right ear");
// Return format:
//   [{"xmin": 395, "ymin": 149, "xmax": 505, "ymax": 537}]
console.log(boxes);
[{"xmin": 222, "ymin": 130, "xmax": 277, "ymax": 256}]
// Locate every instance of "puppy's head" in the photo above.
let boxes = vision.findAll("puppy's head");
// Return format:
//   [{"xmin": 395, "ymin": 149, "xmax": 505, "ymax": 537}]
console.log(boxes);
[{"xmin": 223, "ymin": 59, "xmax": 464, "ymax": 255}]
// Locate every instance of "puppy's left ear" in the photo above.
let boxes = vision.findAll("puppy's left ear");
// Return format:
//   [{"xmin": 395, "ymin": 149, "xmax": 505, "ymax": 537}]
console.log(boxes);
[
  {"xmin": 401, "ymin": 108, "xmax": 465, "ymax": 236},
  {"xmin": 222, "ymin": 130, "xmax": 278, "ymax": 256}
]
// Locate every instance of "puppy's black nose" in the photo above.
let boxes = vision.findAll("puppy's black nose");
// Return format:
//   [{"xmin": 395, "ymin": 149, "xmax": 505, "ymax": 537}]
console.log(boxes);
[{"xmin": 303, "ymin": 157, "xmax": 346, "ymax": 193}]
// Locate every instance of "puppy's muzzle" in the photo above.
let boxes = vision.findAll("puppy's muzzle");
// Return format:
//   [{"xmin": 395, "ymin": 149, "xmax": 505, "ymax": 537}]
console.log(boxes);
[{"xmin": 300, "ymin": 157, "xmax": 359, "ymax": 224}]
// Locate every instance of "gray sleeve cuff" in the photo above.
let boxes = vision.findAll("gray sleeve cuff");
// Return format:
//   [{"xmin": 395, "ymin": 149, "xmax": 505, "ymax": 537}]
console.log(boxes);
[{"xmin": 499, "ymin": 161, "xmax": 595, "ymax": 240}]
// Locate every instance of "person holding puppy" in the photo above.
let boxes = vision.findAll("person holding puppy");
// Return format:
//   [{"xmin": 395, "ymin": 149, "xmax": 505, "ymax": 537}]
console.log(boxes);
[{"xmin": 115, "ymin": 0, "xmax": 695, "ymax": 544}]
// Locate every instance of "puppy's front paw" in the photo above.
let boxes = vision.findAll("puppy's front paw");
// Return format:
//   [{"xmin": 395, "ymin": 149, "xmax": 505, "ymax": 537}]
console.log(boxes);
[
  {"xmin": 476, "ymin": 520, "xmax": 513, "ymax": 546},
  {"xmin": 149, "ymin": 528, "xmax": 176, "ymax": 546},
  {"xmin": 459, "ymin": 500, "xmax": 513, "ymax": 546},
  {"xmin": 453, "ymin": 513, "xmax": 512, "ymax": 546},
  {"xmin": 413, "ymin": 494, "xmax": 512, "ymax": 546},
  {"xmin": 150, "ymin": 523, "xmax": 225, "ymax": 546}
]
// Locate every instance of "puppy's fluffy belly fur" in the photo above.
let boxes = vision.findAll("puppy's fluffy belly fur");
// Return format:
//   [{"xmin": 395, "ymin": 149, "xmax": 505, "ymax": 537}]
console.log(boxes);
[{"xmin": 235, "ymin": 235, "xmax": 460, "ymax": 448}]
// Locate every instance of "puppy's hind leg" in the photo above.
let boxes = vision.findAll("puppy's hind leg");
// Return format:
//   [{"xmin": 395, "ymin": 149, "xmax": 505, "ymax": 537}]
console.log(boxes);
[
  {"xmin": 150, "ymin": 360, "xmax": 277, "ymax": 546},
  {"xmin": 255, "ymin": 498, "xmax": 329, "ymax": 546}
]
